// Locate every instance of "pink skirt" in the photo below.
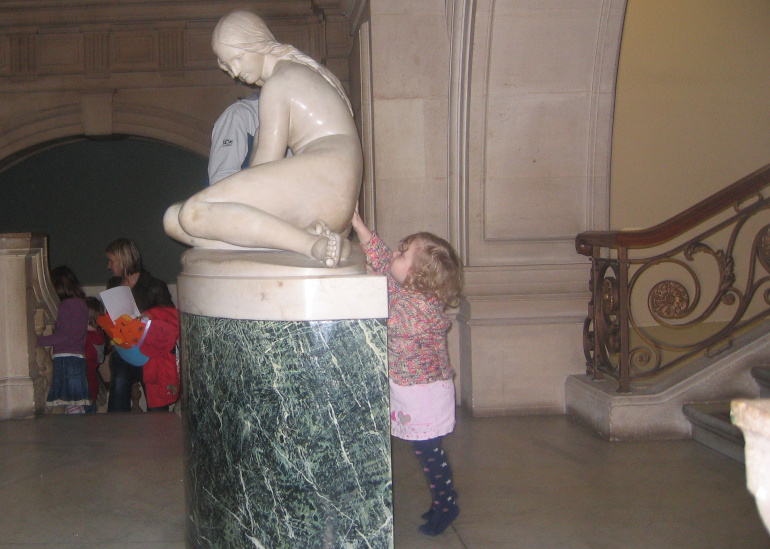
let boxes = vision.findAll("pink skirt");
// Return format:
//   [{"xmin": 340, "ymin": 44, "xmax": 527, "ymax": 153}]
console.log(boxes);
[{"xmin": 389, "ymin": 379, "xmax": 456, "ymax": 441}]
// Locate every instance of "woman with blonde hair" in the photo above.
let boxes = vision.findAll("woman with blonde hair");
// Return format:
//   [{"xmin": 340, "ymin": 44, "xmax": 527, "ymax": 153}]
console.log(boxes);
[
  {"xmin": 104, "ymin": 238, "xmax": 172, "ymax": 412},
  {"xmin": 164, "ymin": 10, "xmax": 362, "ymax": 267}
]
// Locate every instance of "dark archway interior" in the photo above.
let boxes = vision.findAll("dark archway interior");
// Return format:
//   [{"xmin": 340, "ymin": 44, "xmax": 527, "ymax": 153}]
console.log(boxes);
[{"xmin": 0, "ymin": 137, "xmax": 206, "ymax": 285}]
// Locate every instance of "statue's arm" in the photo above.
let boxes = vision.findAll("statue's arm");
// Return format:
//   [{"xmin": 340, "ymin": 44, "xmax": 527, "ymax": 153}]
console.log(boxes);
[{"xmin": 251, "ymin": 77, "xmax": 291, "ymax": 166}]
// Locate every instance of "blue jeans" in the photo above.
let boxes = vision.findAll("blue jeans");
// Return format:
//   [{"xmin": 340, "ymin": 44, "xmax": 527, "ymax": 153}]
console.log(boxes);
[
  {"xmin": 107, "ymin": 351, "xmax": 143, "ymax": 412},
  {"xmin": 107, "ymin": 352, "xmax": 170, "ymax": 412}
]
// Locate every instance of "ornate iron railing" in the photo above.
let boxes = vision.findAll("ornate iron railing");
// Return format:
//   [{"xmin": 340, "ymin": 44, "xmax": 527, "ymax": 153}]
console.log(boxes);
[{"xmin": 576, "ymin": 164, "xmax": 770, "ymax": 392}]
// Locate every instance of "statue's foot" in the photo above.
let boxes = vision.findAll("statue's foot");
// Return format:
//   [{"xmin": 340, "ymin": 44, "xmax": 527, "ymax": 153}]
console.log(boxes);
[
  {"xmin": 306, "ymin": 221, "xmax": 351, "ymax": 266},
  {"xmin": 305, "ymin": 220, "xmax": 326, "ymax": 236},
  {"xmin": 340, "ymin": 238, "xmax": 352, "ymax": 260},
  {"xmin": 311, "ymin": 228, "xmax": 343, "ymax": 267}
]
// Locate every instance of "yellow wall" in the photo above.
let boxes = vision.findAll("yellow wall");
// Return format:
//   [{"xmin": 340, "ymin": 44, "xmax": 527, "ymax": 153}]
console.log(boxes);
[{"xmin": 611, "ymin": 0, "xmax": 770, "ymax": 230}]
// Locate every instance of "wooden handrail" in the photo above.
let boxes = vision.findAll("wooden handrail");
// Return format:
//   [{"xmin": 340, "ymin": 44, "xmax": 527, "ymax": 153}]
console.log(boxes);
[
  {"xmin": 576, "ymin": 163, "xmax": 770, "ymax": 256},
  {"xmin": 578, "ymin": 163, "xmax": 770, "ymax": 392}
]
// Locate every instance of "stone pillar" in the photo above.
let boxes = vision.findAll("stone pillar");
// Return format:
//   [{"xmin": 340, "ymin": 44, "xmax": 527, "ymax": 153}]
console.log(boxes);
[
  {"xmin": 0, "ymin": 234, "xmax": 58, "ymax": 420},
  {"xmin": 177, "ymin": 248, "xmax": 392, "ymax": 548}
]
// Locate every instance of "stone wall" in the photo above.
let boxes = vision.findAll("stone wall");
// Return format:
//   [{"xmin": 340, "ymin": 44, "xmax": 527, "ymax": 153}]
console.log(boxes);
[{"xmin": 362, "ymin": 0, "xmax": 625, "ymax": 414}]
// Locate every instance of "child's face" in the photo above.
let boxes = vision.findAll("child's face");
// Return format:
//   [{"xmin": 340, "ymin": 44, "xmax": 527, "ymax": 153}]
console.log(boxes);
[{"xmin": 390, "ymin": 241, "xmax": 418, "ymax": 285}]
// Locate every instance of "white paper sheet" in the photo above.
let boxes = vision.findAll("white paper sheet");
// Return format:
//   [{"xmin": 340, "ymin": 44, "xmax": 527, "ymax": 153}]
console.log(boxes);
[{"xmin": 99, "ymin": 286, "xmax": 140, "ymax": 319}]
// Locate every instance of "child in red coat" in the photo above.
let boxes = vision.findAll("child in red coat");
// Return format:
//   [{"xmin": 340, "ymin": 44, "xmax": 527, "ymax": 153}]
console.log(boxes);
[{"xmin": 139, "ymin": 280, "xmax": 180, "ymax": 411}]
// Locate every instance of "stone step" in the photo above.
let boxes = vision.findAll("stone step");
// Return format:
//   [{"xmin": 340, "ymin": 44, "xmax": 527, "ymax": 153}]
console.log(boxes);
[
  {"xmin": 751, "ymin": 365, "xmax": 770, "ymax": 398},
  {"xmin": 682, "ymin": 401, "xmax": 745, "ymax": 463}
]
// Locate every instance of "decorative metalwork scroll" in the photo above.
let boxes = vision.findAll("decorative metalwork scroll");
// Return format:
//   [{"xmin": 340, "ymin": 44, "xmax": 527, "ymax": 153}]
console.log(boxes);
[{"xmin": 577, "ymin": 165, "xmax": 770, "ymax": 392}]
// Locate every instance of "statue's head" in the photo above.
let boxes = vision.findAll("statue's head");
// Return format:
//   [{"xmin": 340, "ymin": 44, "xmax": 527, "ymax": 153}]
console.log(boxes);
[
  {"xmin": 212, "ymin": 10, "xmax": 277, "ymax": 57},
  {"xmin": 211, "ymin": 10, "xmax": 354, "ymax": 114}
]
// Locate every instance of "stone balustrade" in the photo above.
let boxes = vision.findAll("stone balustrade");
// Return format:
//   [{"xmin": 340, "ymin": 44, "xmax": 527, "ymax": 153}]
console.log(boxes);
[
  {"xmin": 0, "ymin": 233, "xmax": 58, "ymax": 419},
  {"xmin": 732, "ymin": 398, "xmax": 770, "ymax": 535}
]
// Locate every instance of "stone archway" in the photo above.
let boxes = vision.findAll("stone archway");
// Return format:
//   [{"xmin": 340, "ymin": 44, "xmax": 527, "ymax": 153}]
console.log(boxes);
[
  {"xmin": 0, "ymin": 0, "xmax": 355, "ymax": 166},
  {"xmin": 0, "ymin": 0, "xmax": 359, "ymax": 419}
]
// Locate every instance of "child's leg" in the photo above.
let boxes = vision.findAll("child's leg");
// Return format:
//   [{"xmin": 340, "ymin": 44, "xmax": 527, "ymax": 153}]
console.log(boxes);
[
  {"xmin": 412, "ymin": 437, "xmax": 460, "ymax": 536},
  {"xmin": 107, "ymin": 352, "xmax": 141, "ymax": 412}
]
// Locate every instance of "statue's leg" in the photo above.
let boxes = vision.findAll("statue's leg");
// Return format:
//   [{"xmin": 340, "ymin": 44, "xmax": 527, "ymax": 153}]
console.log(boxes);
[
  {"xmin": 163, "ymin": 202, "xmax": 194, "ymax": 245},
  {"xmin": 177, "ymin": 200, "xmax": 345, "ymax": 266},
  {"xmin": 163, "ymin": 203, "xmax": 249, "ymax": 249}
]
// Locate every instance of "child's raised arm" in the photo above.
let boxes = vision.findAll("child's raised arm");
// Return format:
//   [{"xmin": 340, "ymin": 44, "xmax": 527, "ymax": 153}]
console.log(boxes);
[{"xmin": 350, "ymin": 204, "xmax": 373, "ymax": 245}]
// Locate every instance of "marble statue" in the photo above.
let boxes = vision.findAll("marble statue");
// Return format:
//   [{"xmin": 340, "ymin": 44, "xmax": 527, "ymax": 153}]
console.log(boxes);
[{"xmin": 164, "ymin": 10, "xmax": 363, "ymax": 267}]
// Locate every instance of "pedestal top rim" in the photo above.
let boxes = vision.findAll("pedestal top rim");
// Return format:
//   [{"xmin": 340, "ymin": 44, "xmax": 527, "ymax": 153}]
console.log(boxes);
[{"xmin": 180, "ymin": 246, "xmax": 366, "ymax": 278}]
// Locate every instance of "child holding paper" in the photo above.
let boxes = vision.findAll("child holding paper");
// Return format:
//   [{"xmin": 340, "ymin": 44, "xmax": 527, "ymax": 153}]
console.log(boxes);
[{"xmin": 99, "ymin": 279, "xmax": 179, "ymax": 411}]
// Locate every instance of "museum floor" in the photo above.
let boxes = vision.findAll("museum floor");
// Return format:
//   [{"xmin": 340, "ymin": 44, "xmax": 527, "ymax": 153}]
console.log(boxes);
[{"xmin": 1, "ymin": 410, "xmax": 768, "ymax": 549}]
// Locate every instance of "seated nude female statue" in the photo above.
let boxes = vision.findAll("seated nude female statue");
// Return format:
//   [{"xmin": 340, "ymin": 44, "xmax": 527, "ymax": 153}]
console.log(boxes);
[{"xmin": 164, "ymin": 10, "xmax": 362, "ymax": 267}]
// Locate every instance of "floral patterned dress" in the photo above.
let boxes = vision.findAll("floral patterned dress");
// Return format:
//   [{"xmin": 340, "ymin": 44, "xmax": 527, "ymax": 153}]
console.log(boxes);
[{"xmin": 362, "ymin": 234, "xmax": 456, "ymax": 440}]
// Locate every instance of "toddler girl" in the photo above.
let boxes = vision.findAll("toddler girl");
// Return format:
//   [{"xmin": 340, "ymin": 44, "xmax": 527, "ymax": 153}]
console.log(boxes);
[
  {"xmin": 351, "ymin": 209, "xmax": 463, "ymax": 536},
  {"xmin": 38, "ymin": 266, "xmax": 91, "ymax": 414}
]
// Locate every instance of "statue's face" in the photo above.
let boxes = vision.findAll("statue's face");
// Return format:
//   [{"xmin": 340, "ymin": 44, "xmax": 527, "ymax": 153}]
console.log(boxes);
[{"xmin": 214, "ymin": 43, "xmax": 265, "ymax": 86}]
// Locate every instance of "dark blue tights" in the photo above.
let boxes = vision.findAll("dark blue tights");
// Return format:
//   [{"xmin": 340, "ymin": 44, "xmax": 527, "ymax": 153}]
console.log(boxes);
[{"xmin": 411, "ymin": 437, "xmax": 460, "ymax": 536}]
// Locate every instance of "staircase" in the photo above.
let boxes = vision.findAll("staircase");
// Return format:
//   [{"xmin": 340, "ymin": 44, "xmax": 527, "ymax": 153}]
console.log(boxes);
[
  {"xmin": 683, "ymin": 366, "xmax": 770, "ymax": 462},
  {"xmin": 568, "ymin": 164, "xmax": 770, "ymax": 442},
  {"xmin": 566, "ymin": 323, "xmax": 770, "ymax": 440}
]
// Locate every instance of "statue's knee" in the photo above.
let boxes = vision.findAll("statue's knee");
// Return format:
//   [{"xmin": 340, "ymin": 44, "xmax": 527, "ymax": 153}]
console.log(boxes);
[
  {"xmin": 163, "ymin": 203, "xmax": 182, "ymax": 234},
  {"xmin": 177, "ymin": 201, "xmax": 201, "ymax": 234}
]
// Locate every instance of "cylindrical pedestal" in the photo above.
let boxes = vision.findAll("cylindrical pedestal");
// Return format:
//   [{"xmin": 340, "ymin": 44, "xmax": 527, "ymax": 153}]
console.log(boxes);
[{"xmin": 177, "ymin": 249, "xmax": 392, "ymax": 548}]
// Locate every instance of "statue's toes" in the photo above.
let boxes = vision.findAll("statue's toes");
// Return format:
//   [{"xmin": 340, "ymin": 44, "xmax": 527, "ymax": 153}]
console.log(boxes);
[{"xmin": 305, "ymin": 220, "xmax": 328, "ymax": 236}]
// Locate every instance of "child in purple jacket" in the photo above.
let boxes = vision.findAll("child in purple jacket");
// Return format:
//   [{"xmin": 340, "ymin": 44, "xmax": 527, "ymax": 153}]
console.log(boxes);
[{"xmin": 37, "ymin": 266, "xmax": 91, "ymax": 414}]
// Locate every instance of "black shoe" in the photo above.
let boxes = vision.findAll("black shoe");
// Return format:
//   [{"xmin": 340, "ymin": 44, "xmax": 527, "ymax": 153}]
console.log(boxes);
[{"xmin": 418, "ymin": 505, "xmax": 459, "ymax": 536}]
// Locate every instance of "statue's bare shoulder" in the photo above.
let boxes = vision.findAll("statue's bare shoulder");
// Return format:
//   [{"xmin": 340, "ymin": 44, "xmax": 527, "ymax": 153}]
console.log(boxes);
[{"xmin": 260, "ymin": 60, "xmax": 356, "ymax": 151}]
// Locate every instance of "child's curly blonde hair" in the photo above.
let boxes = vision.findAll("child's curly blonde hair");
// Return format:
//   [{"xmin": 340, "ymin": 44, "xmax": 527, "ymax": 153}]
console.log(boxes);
[{"xmin": 399, "ymin": 232, "xmax": 463, "ymax": 308}]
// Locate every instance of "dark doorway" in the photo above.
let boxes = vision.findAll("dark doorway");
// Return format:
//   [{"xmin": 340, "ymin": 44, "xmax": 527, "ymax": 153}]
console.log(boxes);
[{"xmin": 0, "ymin": 137, "xmax": 206, "ymax": 285}]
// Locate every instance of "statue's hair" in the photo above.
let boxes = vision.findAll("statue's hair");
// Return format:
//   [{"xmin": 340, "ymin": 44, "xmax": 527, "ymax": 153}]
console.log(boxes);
[
  {"xmin": 399, "ymin": 232, "xmax": 463, "ymax": 308},
  {"xmin": 212, "ymin": 10, "xmax": 353, "ymax": 116}
]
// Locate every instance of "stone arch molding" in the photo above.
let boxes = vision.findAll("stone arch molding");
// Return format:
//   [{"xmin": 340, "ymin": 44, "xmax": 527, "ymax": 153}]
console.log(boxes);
[
  {"xmin": 0, "ymin": 0, "xmax": 353, "ymax": 168},
  {"xmin": 0, "ymin": 94, "xmax": 211, "ymax": 168}
]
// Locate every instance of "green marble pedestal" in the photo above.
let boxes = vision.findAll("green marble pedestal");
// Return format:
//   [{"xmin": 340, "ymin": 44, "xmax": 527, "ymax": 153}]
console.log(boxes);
[{"xmin": 177, "ymin": 249, "xmax": 392, "ymax": 549}]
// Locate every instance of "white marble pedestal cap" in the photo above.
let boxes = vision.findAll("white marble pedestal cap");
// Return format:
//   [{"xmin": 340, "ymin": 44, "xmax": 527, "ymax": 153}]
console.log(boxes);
[
  {"xmin": 177, "ymin": 246, "xmax": 388, "ymax": 321},
  {"xmin": 732, "ymin": 398, "xmax": 770, "ymax": 534}
]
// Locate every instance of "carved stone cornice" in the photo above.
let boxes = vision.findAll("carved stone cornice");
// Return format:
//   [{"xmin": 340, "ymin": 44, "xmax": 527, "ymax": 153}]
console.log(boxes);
[
  {"xmin": 0, "ymin": 4, "xmax": 330, "ymax": 88},
  {"xmin": 0, "ymin": 0, "xmax": 355, "ymax": 163},
  {"xmin": 334, "ymin": 0, "xmax": 367, "ymax": 32},
  {"xmin": 313, "ymin": 0, "xmax": 360, "ymax": 17},
  {"xmin": 0, "ymin": 1, "xmax": 316, "ymax": 28}
]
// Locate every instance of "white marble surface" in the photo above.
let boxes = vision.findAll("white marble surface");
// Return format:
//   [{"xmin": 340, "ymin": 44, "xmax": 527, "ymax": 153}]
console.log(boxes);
[
  {"xmin": 177, "ymin": 247, "xmax": 388, "ymax": 321},
  {"xmin": 732, "ymin": 398, "xmax": 770, "ymax": 534}
]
